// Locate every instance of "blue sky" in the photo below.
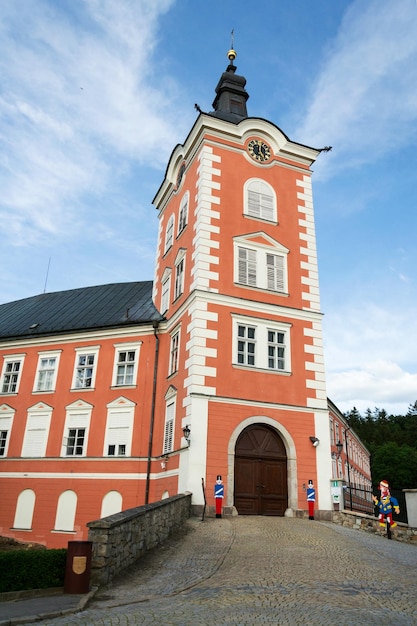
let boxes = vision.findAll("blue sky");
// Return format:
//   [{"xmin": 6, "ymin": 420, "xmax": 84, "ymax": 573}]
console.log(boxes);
[{"xmin": 1, "ymin": 0, "xmax": 417, "ymax": 416}]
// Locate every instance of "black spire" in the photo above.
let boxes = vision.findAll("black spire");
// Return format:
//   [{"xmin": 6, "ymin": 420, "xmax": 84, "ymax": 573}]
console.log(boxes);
[{"xmin": 209, "ymin": 48, "xmax": 249, "ymax": 123}]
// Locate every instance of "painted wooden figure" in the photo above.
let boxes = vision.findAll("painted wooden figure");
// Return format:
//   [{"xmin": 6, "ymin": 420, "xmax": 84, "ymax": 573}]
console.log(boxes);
[
  {"xmin": 372, "ymin": 479, "xmax": 399, "ymax": 535},
  {"xmin": 307, "ymin": 479, "xmax": 316, "ymax": 520},
  {"xmin": 215, "ymin": 475, "xmax": 224, "ymax": 518}
]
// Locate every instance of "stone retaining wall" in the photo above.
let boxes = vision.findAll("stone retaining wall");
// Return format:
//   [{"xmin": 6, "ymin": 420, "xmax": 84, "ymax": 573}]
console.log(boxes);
[
  {"xmin": 332, "ymin": 509, "xmax": 417, "ymax": 544},
  {"xmin": 87, "ymin": 493, "xmax": 192, "ymax": 586}
]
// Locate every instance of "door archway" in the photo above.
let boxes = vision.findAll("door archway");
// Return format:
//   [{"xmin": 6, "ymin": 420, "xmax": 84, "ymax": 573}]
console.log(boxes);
[{"xmin": 234, "ymin": 424, "xmax": 288, "ymax": 515}]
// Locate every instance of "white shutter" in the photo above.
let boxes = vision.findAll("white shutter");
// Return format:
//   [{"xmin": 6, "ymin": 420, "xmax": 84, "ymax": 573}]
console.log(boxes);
[
  {"xmin": 266, "ymin": 254, "xmax": 284, "ymax": 291},
  {"xmin": 106, "ymin": 410, "xmax": 133, "ymax": 455},
  {"xmin": 163, "ymin": 402, "xmax": 175, "ymax": 453},
  {"xmin": 247, "ymin": 190, "xmax": 261, "ymax": 217},
  {"xmin": 238, "ymin": 247, "xmax": 257, "ymax": 286},
  {"xmin": 22, "ymin": 413, "xmax": 51, "ymax": 457},
  {"xmin": 260, "ymin": 192, "xmax": 274, "ymax": 221},
  {"xmin": 247, "ymin": 181, "xmax": 275, "ymax": 221}
]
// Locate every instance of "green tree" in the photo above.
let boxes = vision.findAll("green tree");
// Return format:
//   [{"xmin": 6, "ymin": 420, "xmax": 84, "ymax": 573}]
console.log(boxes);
[{"xmin": 368, "ymin": 442, "xmax": 417, "ymax": 490}]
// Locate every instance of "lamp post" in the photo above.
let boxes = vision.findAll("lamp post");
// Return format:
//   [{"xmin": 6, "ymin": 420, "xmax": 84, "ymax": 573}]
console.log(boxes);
[{"xmin": 345, "ymin": 429, "xmax": 352, "ymax": 510}]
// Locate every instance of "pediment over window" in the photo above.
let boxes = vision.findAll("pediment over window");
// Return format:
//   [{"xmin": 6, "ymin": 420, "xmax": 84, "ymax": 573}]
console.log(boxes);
[
  {"xmin": 174, "ymin": 247, "xmax": 186, "ymax": 264},
  {"xmin": 165, "ymin": 384, "xmax": 177, "ymax": 400},
  {"xmin": 65, "ymin": 399, "xmax": 94, "ymax": 411},
  {"xmin": 27, "ymin": 402, "xmax": 53, "ymax": 412},
  {"xmin": 234, "ymin": 232, "xmax": 289, "ymax": 254},
  {"xmin": 161, "ymin": 267, "xmax": 172, "ymax": 282},
  {"xmin": 107, "ymin": 396, "xmax": 136, "ymax": 409},
  {"xmin": 0, "ymin": 403, "xmax": 15, "ymax": 413}
]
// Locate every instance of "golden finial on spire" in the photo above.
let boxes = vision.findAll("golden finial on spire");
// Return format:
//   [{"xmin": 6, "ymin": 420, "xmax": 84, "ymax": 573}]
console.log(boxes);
[{"xmin": 227, "ymin": 29, "xmax": 236, "ymax": 64}]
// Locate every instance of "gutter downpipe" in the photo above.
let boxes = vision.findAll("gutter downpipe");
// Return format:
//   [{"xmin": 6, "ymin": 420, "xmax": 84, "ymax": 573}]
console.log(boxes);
[{"xmin": 145, "ymin": 319, "xmax": 160, "ymax": 505}]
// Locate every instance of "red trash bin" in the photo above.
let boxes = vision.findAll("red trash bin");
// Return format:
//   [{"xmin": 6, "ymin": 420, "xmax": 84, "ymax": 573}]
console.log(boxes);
[{"xmin": 64, "ymin": 541, "xmax": 92, "ymax": 594}]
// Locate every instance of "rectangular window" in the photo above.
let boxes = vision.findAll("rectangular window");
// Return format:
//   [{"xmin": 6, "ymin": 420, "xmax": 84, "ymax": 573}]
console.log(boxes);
[
  {"xmin": 72, "ymin": 348, "xmax": 99, "ymax": 390},
  {"xmin": 75, "ymin": 354, "xmax": 95, "ymax": 388},
  {"xmin": 169, "ymin": 331, "xmax": 180, "ymax": 375},
  {"xmin": 22, "ymin": 412, "xmax": 51, "ymax": 457},
  {"xmin": 233, "ymin": 316, "xmax": 291, "ymax": 373},
  {"xmin": 235, "ymin": 238, "xmax": 287, "ymax": 294},
  {"xmin": 174, "ymin": 258, "xmax": 184, "ymax": 299},
  {"xmin": 36, "ymin": 357, "xmax": 57, "ymax": 391},
  {"xmin": 237, "ymin": 325, "xmax": 256, "ymax": 366},
  {"xmin": 267, "ymin": 330, "xmax": 285, "ymax": 370},
  {"xmin": 108, "ymin": 443, "xmax": 126, "ymax": 456},
  {"xmin": 165, "ymin": 215, "xmax": 174, "ymax": 252},
  {"xmin": 238, "ymin": 247, "xmax": 257, "ymax": 287},
  {"xmin": 0, "ymin": 430, "xmax": 8, "ymax": 456},
  {"xmin": 116, "ymin": 350, "xmax": 136, "ymax": 386},
  {"xmin": 104, "ymin": 406, "xmax": 134, "ymax": 457},
  {"xmin": 1, "ymin": 360, "xmax": 22, "ymax": 394},
  {"xmin": 178, "ymin": 198, "xmax": 188, "ymax": 233},
  {"xmin": 66, "ymin": 428, "xmax": 86, "ymax": 456},
  {"xmin": 161, "ymin": 274, "xmax": 171, "ymax": 313}
]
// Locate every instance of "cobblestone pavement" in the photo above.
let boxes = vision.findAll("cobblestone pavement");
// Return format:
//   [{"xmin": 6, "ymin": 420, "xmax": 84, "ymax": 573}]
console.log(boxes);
[{"xmin": 24, "ymin": 516, "xmax": 417, "ymax": 626}]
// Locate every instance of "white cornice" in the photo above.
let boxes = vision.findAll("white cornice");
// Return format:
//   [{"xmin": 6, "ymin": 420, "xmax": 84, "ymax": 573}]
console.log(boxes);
[
  {"xmin": 0, "ymin": 323, "xmax": 167, "ymax": 351},
  {"xmin": 154, "ymin": 114, "xmax": 320, "ymax": 212},
  {"xmin": 164, "ymin": 288, "xmax": 323, "ymax": 329}
]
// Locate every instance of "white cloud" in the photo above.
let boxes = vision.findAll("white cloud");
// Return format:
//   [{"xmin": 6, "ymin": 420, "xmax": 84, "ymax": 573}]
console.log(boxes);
[
  {"xmin": 295, "ymin": 0, "xmax": 417, "ymax": 179},
  {"xmin": 323, "ymin": 302, "xmax": 417, "ymax": 414},
  {"xmin": 327, "ymin": 360, "xmax": 417, "ymax": 416},
  {"xmin": 0, "ymin": 0, "xmax": 181, "ymax": 248}
]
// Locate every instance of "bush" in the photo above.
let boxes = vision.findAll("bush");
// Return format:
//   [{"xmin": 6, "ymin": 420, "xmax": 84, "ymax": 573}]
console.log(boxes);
[{"xmin": 0, "ymin": 548, "xmax": 67, "ymax": 592}]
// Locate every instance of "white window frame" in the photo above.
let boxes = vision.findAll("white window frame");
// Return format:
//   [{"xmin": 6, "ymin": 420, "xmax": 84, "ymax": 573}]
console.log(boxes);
[
  {"xmin": 21, "ymin": 403, "xmax": 53, "ymax": 457},
  {"xmin": 33, "ymin": 350, "xmax": 61, "ymax": 393},
  {"xmin": 178, "ymin": 191, "xmax": 189, "ymax": 235},
  {"xmin": 236, "ymin": 324, "xmax": 256, "ymax": 366},
  {"xmin": 1, "ymin": 354, "xmax": 25, "ymax": 395},
  {"xmin": 234, "ymin": 234, "xmax": 288, "ymax": 294},
  {"xmin": 163, "ymin": 387, "xmax": 177, "ymax": 454},
  {"xmin": 232, "ymin": 314, "xmax": 291, "ymax": 373},
  {"xmin": 71, "ymin": 347, "xmax": 100, "ymax": 390},
  {"xmin": 103, "ymin": 397, "xmax": 135, "ymax": 457},
  {"xmin": 111, "ymin": 342, "xmax": 141, "ymax": 388},
  {"xmin": 161, "ymin": 268, "xmax": 172, "ymax": 314},
  {"xmin": 174, "ymin": 249, "xmax": 186, "ymax": 300},
  {"xmin": 169, "ymin": 327, "xmax": 180, "ymax": 376},
  {"xmin": 0, "ymin": 404, "xmax": 15, "ymax": 457},
  {"xmin": 244, "ymin": 179, "xmax": 277, "ymax": 222},
  {"xmin": 164, "ymin": 214, "xmax": 175, "ymax": 253},
  {"xmin": 61, "ymin": 400, "xmax": 92, "ymax": 457}
]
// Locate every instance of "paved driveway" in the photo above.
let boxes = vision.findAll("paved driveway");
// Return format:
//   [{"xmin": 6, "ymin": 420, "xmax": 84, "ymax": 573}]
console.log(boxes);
[{"xmin": 25, "ymin": 516, "xmax": 417, "ymax": 625}]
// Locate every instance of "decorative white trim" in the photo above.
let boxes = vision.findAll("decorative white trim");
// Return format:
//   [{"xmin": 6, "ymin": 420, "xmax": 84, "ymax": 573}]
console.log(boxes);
[
  {"xmin": 227, "ymin": 415, "xmax": 298, "ymax": 511},
  {"xmin": 297, "ymin": 175, "xmax": 320, "ymax": 312},
  {"xmin": 190, "ymin": 146, "xmax": 221, "ymax": 293}
]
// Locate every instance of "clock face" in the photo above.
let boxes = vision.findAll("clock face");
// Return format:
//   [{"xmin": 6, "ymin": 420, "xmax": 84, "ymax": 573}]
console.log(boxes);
[{"xmin": 247, "ymin": 139, "xmax": 271, "ymax": 162}]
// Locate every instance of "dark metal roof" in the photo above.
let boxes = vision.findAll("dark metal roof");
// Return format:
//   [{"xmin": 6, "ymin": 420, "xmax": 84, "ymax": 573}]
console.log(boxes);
[
  {"xmin": 209, "ymin": 62, "xmax": 249, "ymax": 124},
  {"xmin": 0, "ymin": 281, "xmax": 163, "ymax": 341}
]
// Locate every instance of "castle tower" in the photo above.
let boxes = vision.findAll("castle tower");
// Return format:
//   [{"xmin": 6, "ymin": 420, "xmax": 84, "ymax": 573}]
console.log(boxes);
[{"xmin": 152, "ymin": 49, "xmax": 332, "ymax": 516}]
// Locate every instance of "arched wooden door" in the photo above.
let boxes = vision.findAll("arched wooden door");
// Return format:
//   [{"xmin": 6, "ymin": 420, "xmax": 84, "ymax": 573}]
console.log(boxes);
[{"xmin": 234, "ymin": 424, "xmax": 288, "ymax": 515}]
